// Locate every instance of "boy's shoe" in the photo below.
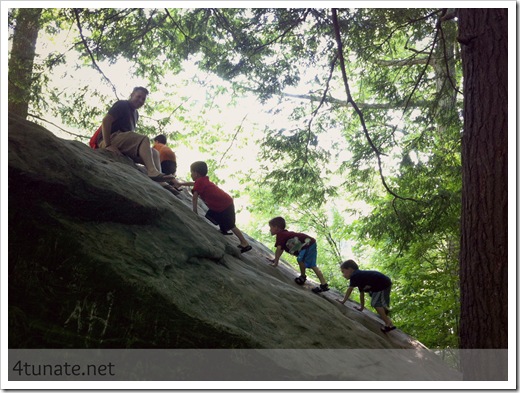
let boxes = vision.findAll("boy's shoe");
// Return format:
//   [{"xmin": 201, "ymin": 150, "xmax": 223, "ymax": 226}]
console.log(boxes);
[
  {"xmin": 294, "ymin": 275, "xmax": 307, "ymax": 285},
  {"xmin": 238, "ymin": 245, "xmax": 252, "ymax": 253},
  {"xmin": 380, "ymin": 325, "xmax": 397, "ymax": 333},
  {"xmin": 312, "ymin": 283, "xmax": 330, "ymax": 293}
]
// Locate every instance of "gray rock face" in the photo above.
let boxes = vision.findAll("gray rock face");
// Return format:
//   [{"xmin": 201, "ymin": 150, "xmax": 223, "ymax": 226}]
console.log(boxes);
[{"xmin": 8, "ymin": 114, "xmax": 461, "ymax": 380}]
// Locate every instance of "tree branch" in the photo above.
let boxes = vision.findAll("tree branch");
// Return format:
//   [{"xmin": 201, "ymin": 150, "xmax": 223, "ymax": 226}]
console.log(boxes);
[
  {"xmin": 301, "ymin": 54, "xmax": 338, "ymax": 166},
  {"xmin": 219, "ymin": 114, "xmax": 248, "ymax": 166},
  {"xmin": 27, "ymin": 113, "xmax": 90, "ymax": 139},
  {"xmin": 73, "ymin": 8, "xmax": 119, "ymax": 100},
  {"xmin": 402, "ymin": 28, "xmax": 439, "ymax": 115},
  {"xmin": 331, "ymin": 8, "xmax": 420, "ymax": 204},
  {"xmin": 372, "ymin": 57, "xmax": 430, "ymax": 67},
  {"xmin": 282, "ymin": 92, "xmax": 432, "ymax": 110}
]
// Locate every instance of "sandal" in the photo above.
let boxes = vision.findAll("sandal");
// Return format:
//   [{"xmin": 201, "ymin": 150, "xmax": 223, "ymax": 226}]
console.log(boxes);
[
  {"xmin": 149, "ymin": 173, "xmax": 175, "ymax": 182},
  {"xmin": 294, "ymin": 275, "xmax": 307, "ymax": 285},
  {"xmin": 238, "ymin": 245, "xmax": 252, "ymax": 253},
  {"xmin": 381, "ymin": 325, "xmax": 396, "ymax": 333},
  {"xmin": 312, "ymin": 283, "xmax": 330, "ymax": 293}
]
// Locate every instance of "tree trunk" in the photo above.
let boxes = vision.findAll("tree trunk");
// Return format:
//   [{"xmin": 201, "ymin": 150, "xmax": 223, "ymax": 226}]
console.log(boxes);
[
  {"xmin": 458, "ymin": 8, "xmax": 508, "ymax": 380},
  {"xmin": 8, "ymin": 8, "xmax": 42, "ymax": 119}
]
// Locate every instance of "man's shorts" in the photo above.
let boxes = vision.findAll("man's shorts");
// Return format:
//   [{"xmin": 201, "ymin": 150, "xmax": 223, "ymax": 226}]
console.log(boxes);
[
  {"xmin": 110, "ymin": 131, "xmax": 148, "ymax": 160},
  {"xmin": 370, "ymin": 286, "xmax": 391, "ymax": 308},
  {"xmin": 205, "ymin": 203, "xmax": 236, "ymax": 232},
  {"xmin": 297, "ymin": 243, "xmax": 317, "ymax": 268}
]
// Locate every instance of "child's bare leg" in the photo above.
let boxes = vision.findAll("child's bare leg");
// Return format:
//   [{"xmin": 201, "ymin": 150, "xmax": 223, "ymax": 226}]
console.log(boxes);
[
  {"xmin": 231, "ymin": 226, "xmax": 249, "ymax": 247},
  {"xmin": 297, "ymin": 261, "xmax": 307, "ymax": 278},
  {"xmin": 375, "ymin": 306, "xmax": 393, "ymax": 326},
  {"xmin": 311, "ymin": 266, "xmax": 327, "ymax": 285}
]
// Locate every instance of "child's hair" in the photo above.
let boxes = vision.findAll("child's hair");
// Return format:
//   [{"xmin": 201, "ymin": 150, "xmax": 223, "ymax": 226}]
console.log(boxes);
[
  {"xmin": 341, "ymin": 260, "xmax": 359, "ymax": 270},
  {"xmin": 154, "ymin": 134, "xmax": 167, "ymax": 144},
  {"xmin": 190, "ymin": 161, "xmax": 208, "ymax": 176},
  {"xmin": 268, "ymin": 216, "xmax": 286, "ymax": 230}
]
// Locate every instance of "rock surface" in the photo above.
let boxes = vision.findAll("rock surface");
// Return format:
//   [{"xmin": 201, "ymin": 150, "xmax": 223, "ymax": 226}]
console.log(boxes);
[{"xmin": 7, "ymin": 114, "xmax": 461, "ymax": 380}]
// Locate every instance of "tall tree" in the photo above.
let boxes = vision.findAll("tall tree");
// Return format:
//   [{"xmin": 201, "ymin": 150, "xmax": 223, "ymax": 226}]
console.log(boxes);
[
  {"xmin": 8, "ymin": 8, "xmax": 42, "ymax": 119},
  {"xmin": 458, "ymin": 8, "xmax": 508, "ymax": 380}
]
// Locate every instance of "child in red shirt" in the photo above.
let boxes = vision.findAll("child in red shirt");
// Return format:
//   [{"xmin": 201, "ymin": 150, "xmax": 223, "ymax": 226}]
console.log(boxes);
[
  {"xmin": 174, "ymin": 161, "xmax": 252, "ymax": 253},
  {"xmin": 267, "ymin": 216, "xmax": 329, "ymax": 293}
]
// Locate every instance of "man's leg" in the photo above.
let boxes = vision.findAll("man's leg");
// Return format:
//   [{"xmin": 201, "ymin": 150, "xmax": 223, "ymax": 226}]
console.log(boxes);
[
  {"xmin": 152, "ymin": 148, "xmax": 161, "ymax": 172},
  {"xmin": 138, "ymin": 140, "xmax": 162, "ymax": 177}
]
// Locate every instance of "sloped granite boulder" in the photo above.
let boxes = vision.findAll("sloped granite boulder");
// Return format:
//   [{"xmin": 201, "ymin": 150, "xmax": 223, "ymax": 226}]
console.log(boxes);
[{"xmin": 7, "ymin": 114, "xmax": 461, "ymax": 380}]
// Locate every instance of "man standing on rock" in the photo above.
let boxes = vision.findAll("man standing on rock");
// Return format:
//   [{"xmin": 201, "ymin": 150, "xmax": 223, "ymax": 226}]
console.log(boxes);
[{"xmin": 97, "ymin": 86, "xmax": 173, "ymax": 182}]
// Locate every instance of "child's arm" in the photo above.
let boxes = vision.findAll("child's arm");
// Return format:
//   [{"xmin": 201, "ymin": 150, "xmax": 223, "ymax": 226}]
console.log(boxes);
[
  {"xmin": 267, "ymin": 246, "xmax": 284, "ymax": 267},
  {"xmin": 339, "ymin": 286, "xmax": 354, "ymax": 304},
  {"xmin": 356, "ymin": 292, "xmax": 365, "ymax": 311},
  {"xmin": 192, "ymin": 191, "xmax": 199, "ymax": 213}
]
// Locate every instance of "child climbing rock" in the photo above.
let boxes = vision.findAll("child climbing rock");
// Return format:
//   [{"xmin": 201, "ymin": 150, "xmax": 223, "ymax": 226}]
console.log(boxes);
[
  {"xmin": 337, "ymin": 259, "xmax": 396, "ymax": 333},
  {"xmin": 267, "ymin": 216, "xmax": 329, "ymax": 293},
  {"xmin": 173, "ymin": 161, "xmax": 252, "ymax": 253}
]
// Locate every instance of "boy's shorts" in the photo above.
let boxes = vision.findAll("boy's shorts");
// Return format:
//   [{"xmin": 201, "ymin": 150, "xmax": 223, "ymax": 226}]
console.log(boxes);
[
  {"xmin": 205, "ymin": 203, "xmax": 236, "ymax": 232},
  {"xmin": 370, "ymin": 286, "xmax": 391, "ymax": 308},
  {"xmin": 297, "ymin": 243, "xmax": 317, "ymax": 268},
  {"xmin": 161, "ymin": 160, "xmax": 177, "ymax": 175}
]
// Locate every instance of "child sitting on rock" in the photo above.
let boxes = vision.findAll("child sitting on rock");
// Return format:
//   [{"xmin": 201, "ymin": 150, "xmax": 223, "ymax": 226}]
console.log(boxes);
[
  {"xmin": 173, "ymin": 161, "xmax": 252, "ymax": 253},
  {"xmin": 337, "ymin": 259, "xmax": 396, "ymax": 333},
  {"xmin": 267, "ymin": 216, "xmax": 329, "ymax": 293}
]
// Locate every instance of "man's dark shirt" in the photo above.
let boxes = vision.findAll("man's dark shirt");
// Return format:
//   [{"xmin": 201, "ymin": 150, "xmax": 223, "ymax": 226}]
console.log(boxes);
[
  {"xmin": 349, "ymin": 269, "xmax": 392, "ymax": 292},
  {"xmin": 108, "ymin": 100, "xmax": 138, "ymax": 134}
]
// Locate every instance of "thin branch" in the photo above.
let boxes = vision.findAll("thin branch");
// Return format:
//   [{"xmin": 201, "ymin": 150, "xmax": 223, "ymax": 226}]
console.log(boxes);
[
  {"xmin": 250, "ymin": 9, "xmax": 311, "ymax": 54},
  {"xmin": 365, "ymin": 9, "xmax": 444, "ymax": 59},
  {"xmin": 27, "ymin": 113, "xmax": 90, "ymax": 139},
  {"xmin": 211, "ymin": 8, "xmax": 310, "ymax": 60},
  {"xmin": 302, "ymin": 54, "xmax": 338, "ymax": 166},
  {"xmin": 73, "ymin": 8, "xmax": 119, "ymax": 100},
  {"xmin": 219, "ymin": 114, "xmax": 248, "ymax": 166},
  {"xmin": 402, "ymin": 29, "xmax": 439, "ymax": 115},
  {"xmin": 372, "ymin": 57, "xmax": 429, "ymax": 67},
  {"xmin": 283, "ymin": 92, "xmax": 432, "ymax": 110},
  {"xmin": 331, "ymin": 8, "xmax": 420, "ymax": 204},
  {"xmin": 163, "ymin": 8, "xmax": 213, "ymax": 53}
]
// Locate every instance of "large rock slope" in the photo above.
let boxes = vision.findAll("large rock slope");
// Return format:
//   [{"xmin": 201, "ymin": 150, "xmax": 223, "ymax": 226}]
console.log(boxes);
[{"xmin": 7, "ymin": 114, "xmax": 461, "ymax": 380}]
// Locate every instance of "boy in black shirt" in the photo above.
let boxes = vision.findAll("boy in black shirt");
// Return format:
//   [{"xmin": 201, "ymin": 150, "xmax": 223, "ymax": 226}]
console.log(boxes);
[{"xmin": 338, "ymin": 259, "xmax": 396, "ymax": 333}]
